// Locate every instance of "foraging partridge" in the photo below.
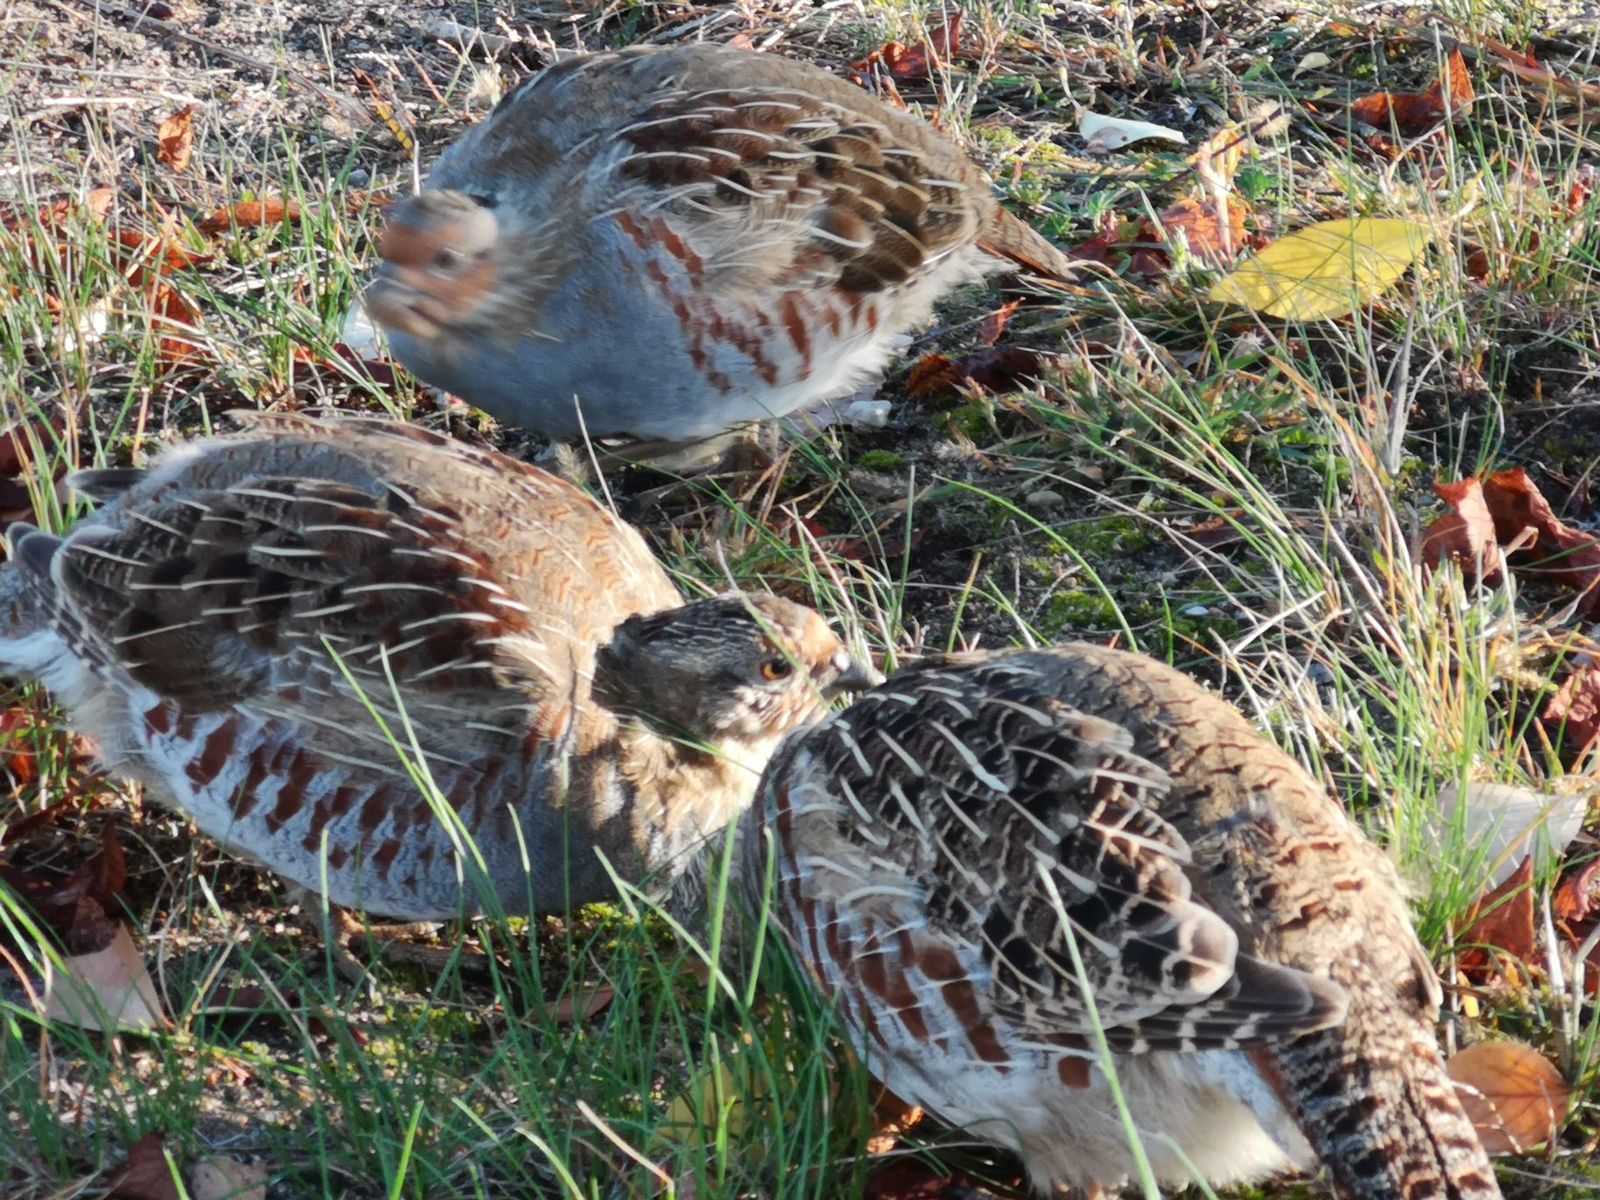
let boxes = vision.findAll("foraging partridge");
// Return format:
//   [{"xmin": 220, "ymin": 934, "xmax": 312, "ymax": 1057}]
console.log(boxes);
[
  {"xmin": 743, "ymin": 646, "xmax": 1500, "ymax": 1199},
  {"xmin": 0, "ymin": 414, "xmax": 869, "ymax": 920},
  {"xmin": 364, "ymin": 43, "xmax": 1071, "ymax": 450}
]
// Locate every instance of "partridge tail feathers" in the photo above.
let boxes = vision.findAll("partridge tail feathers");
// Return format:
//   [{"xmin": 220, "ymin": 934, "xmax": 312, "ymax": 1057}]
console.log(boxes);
[
  {"xmin": 1270, "ymin": 1023, "xmax": 1501, "ymax": 1200},
  {"xmin": 977, "ymin": 208, "xmax": 1076, "ymax": 281}
]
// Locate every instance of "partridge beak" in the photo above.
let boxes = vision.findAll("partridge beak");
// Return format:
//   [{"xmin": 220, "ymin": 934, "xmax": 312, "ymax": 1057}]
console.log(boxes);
[
  {"xmin": 364, "ymin": 268, "xmax": 438, "ymax": 340},
  {"xmin": 824, "ymin": 652, "xmax": 883, "ymax": 699}
]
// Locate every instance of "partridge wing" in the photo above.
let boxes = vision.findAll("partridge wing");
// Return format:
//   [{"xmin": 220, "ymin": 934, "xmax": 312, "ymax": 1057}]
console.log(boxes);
[
  {"xmin": 29, "ymin": 419, "xmax": 666, "ymax": 760},
  {"xmin": 480, "ymin": 46, "xmax": 990, "ymax": 296},
  {"xmin": 764, "ymin": 655, "xmax": 1348, "ymax": 1054}
]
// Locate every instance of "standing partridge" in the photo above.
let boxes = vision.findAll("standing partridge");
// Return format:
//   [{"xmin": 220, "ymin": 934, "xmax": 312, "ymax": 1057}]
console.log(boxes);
[
  {"xmin": 0, "ymin": 414, "xmax": 870, "ymax": 920},
  {"xmin": 363, "ymin": 43, "xmax": 1071, "ymax": 451},
  {"xmin": 742, "ymin": 645, "xmax": 1500, "ymax": 1199}
]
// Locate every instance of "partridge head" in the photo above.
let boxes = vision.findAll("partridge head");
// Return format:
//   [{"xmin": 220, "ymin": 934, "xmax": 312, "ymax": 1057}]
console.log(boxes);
[
  {"xmin": 364, "ymin": 43, "xmax": 1072, "ymax": 451},
  {"xmin": 0, "ymin": 415, "xmax": 869, "ymax": 920},
  {"xmin": 370, "ymin": 192, "xmax": 500, "ymax": 342},
  {"xmin": 740, "ymin": 645, "xmax": 1501, "ymax": 1200}
]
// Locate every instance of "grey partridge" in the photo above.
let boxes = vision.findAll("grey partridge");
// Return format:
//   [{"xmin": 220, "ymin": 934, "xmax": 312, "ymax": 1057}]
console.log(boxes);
[
  {"xmin": 0, "ymin": 414, "xmax": 869, "ymax": 920},
  {"xmin": 739, "ymin": 645, "xmax": 1501, "ymax": 1199},
  {"xmin": 363, "ymin": 43, "xmax": 1071, "ymax": 450}
]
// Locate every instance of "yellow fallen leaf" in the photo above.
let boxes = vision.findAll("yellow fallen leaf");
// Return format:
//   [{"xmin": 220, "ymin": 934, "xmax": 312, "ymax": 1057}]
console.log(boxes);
[
  {"xmin": 662, "ymin": 1047, "xmax": 769, "ymax": 1143},
  {"xmin": 1294, "ymin": 51, "xmax": 1332, "ymax": 77},
  {"xmin": 1208, "ymin": 217, "xmax": 1432, "ymax": 320}
]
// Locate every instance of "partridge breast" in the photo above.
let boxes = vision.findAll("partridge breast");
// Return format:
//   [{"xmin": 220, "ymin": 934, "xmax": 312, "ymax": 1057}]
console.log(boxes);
[
  {"xmin": 746, "ymin": 645, "xmax": 1500, "ymax": 1200},
  {"xmin": 364, "ymin": 43, "xmax": 1071, "ymax": 447}
]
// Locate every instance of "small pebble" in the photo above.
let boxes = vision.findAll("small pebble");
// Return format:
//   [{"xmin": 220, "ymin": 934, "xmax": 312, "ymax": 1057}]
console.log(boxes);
[
  {"xmin": 1181, "ymin": 604, "xmax": 1210, "ymax": 617},
  {"xmin": 842, "ymin": 399, "xmax": 891, "ymax": 428},
  {"xmin": 1025, "ymin": 489, "xmax": 1064, "ymax": 511}
]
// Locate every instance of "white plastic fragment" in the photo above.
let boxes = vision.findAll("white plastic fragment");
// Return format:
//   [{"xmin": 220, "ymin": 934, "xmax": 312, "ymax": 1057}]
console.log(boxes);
[
  {"xmin": 1433, "ymin": 781, "xmax": 1592, "ymax": 890},
  {"xmin": 338, "ymin": 299, "xmax": 384, "ymax": 360},
  {"xmin": 1079, "ymin": 112, "xmax": 1187, "ymax": 154}
]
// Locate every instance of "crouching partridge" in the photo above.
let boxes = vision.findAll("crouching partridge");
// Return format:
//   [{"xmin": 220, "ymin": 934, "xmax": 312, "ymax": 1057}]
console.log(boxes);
[
  {"xmin": 364, "ymin": 43, "xmax": 1071, "ymax": 453},
  {"xmin": 0, "ymin": 414, "xmax": 870, "ymax": 920},
  {"xmin": 740, "ymin": 645, "xmax": 1500, "ymax": 1199}
]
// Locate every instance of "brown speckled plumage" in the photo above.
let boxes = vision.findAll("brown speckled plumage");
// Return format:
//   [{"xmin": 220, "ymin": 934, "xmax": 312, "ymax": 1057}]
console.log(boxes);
[
  {"xmin": 364, "ymin": 43, "xmax": 1071, "ymax": 448},
  {"xmin": 744, "ymin": 645, "xmax": 1499, "ymax": 1199},
  {"xmin": 0, "ymin": 415, "xmax": 863, "ymax": 919}
]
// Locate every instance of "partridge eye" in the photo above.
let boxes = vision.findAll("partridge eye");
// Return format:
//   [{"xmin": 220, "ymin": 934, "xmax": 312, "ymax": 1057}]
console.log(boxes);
[
  {"xmin": 760, "ymin": 657, "xmax": 793, "ymax": 681},
  {"xmin": 432, "ymin": 246, "xmax": 466, "ymax": 272}
]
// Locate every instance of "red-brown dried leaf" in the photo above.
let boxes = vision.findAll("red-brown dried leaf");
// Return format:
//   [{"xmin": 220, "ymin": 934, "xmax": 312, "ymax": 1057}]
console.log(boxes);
[
  {"xmin": 549, "ymin": 984, "xmax": 615, "ymax": 1024},
  {"xmin": 0, "ymin": 704, "xmax": 41, "ymax": 785},
  {"xmin": 145, "ymin": 280, "xmax": 200, "ymax": 367},
  {"xmin": 64, "ymin": 894, "xmax": 117, "ymax": 955},
  {"xmin": 93, "ymin": 230, "xmax": 209, "ymax": 369},
  {"xmin": 881, "ymin": 42, "xmax": 929, "ymax": 81},
  {"xmin": 148, "ymin": 280, "xmax": 203, "ymax": 368},
  {"xmin": 1551, "ymin": 845, "xmax": 1600, "ymax": 994},
  {"xmin": 1540, "ymin": 662, "xmax": 1600, "ymax": 765},
  {"xmin": 1183, "ymin": 514, "xmax": 1247, "ymax": 549},
  {"xmin": 1168, "ymin": 195, "xmax": 1248, "ymax": 259},
  {"xmin": 1448, "ymin": 1040, "xmax": 1569, "ymax": 1155},
  {"xmin": 1482, "ymin": 468, "xmax": 1600, "ymax": 612},
  {"xmin": 0, "ymin": 819, "xmax": 129, "ymax": 943},
  {"xmin": 0, "ymin": 410, "xmax": 69, "ymax": 535},
  {"xmin": 106, "ymin": 1132, "xmax": 182, "ymax": 1200},
  {"xmin": 197, "ymin": 198, "xmax": 302, "ymax": 236},
  {"xmin": 0, "ymin": 483, "xmax": 27, "ymax": 528},
  {"xmin": 200, "ymin": 983, "xmax": 272, "ymax": 1013},
  {"xmin": 1066, "ymin": 213, "xmax": 1134, "ymax": 269},
  {"xmin": 958, "ymin": 346, "xmax": 1049, "ymax": 393},
  {"xmin": 925, "ymin": 13, "xmax": 962, "ymax": 63},
  {"xmin": 1491, "ymin": 47, "xmax": 1600, "ymax": 105},
  {"xmin": 1350, "ymin": 48, "xmax": 1475, "ymax": 137},
  {"xmin": 870, "ymin": 72, "xmax": 908, "ymax": 109},
  {"xmin": 1457, "ymin": 856, "xmax": 1535, "ymax": 987},
  {"xmin": 851, "ymin": 14, "xmax": 963, "ymax": 83},
  {"xmin": 905, "ymin": 347, "xmax": 1049, "ymax": 399},
  {"xmin": 0, "ymin": 186, "xmax": 114, "ymax": 233},
  {"xmin": 1568, "ymin": 166, "xmax": 1594, "ymax": 215},
  {"xmin": 156, "ymin": 106, "xmax": 194, "ymax": 173},
  {"xmin": 1553, "ymin": 856, "xmax": 1600, "ymax": 931},
  {"xmin": 111, "ymin": 229, "xmax": 207, "ymax": 277},
  {"xmin": 1422, "ymin": 477, "xmax": 1505, "ymax": 582},
  {"xmin": 0, "ymin": 792, "xmax": 91, "ymax": 848},
  {"xmin": 905, "ymin": 354, "xmax": 956, "ymax": 398},
  {"xmin": 1463, "ymin": 242, "xmax": 1492, "ymax": 281},
  {"xmin": 977, "ymin": 299, "xmax": 1022, "ymax": 346},
  {"xmin": 865, "ymin": 1084, "xmax": 924, "ymax": 1155},
  {"xmin": 89, "ymin": 818, "xmax": 127, "ymax": 911},
  {"xmin": 1127, "ymin": 196, "xmax": 1251, "ymax": 278}
]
